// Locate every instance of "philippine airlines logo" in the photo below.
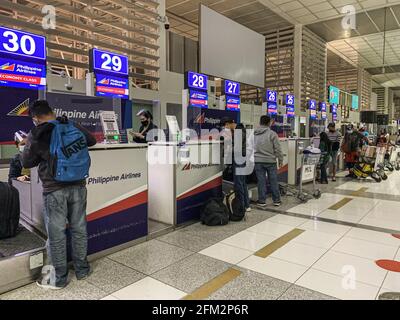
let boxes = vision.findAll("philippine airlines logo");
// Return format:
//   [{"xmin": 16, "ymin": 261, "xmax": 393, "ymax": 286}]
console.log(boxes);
[
  {"xmin": 0, "ymin": 63, "xmax": 16, "ymax": 72},
  {"xmin": 194, "ymin": 113, "xmax": 205, "ymax": 124},
  {"xmin": 99, "ymin": 78, "xmax": 110, "ymax": 85},
  {"xmin": 194, "ymin": 112, "xmax": 220, "ymax": 125},
  {"xmin": 7, "ymin": 98, "xmax": 30, "ymax": 117},
  {"xmin": 182, "ymin": 162, "xmax": 219, "ymax": 171}
]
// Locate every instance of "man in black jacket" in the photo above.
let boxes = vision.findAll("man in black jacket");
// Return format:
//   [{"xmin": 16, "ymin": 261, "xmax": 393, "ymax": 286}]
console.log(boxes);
[{"xmin": 21, "ymin": 100, "xmax": 96, "ymax": 290}]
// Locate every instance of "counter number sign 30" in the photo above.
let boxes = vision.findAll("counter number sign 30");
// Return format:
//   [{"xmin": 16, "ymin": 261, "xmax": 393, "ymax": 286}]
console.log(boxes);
[{"xmin": 0, "ymin": 26, "xmax": 46, "ymax": 60}]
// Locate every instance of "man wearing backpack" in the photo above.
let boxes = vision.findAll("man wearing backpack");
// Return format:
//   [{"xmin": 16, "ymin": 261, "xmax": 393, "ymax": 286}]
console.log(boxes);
[
  {"xmin": 254, "ymin": 115, "xmax": 283, "ymax": 207},
  {"xmin": 21, "ymin": 100, "xmax": 96, "ymax": 289}
]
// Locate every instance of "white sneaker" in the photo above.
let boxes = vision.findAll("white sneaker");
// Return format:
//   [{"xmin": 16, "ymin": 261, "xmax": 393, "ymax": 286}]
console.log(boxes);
[
  {"xmin": 246, "ymin": 207, "xmax": 252, "ymax": 212},
  {"xmin": 36, "ymin": 280, "xmax": 65, "ymax": 290}
]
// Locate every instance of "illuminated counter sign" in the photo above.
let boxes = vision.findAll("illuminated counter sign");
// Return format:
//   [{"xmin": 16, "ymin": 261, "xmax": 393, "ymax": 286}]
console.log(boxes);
[
  {"xmin": 329, "ymin": 86, "xmax": 339, "ymax": 105},
  {"xmin": 226, "ymin": 96, "xmax": 240, "ymax": 111},
  {"xmin": 266, "ymin": 90, "xmax": 278, "ymax": 115},
  {"xmin": 331, "ymin": 104, "xmax": 338, "ymax": 121},
  {"xmin": 224, "ymin": 80, "xmax": 240, "ymax": 96},
  {"xmin": 319, "ymin": 102, "xmax": 327, "ymax": 120},
  {"xmin": 185, "ymin": 71, "xmax": 209, "ymax": 109},
  {"xmin": 95, "ymin": 73, "xmax": 129, "ymax": 99},
  {"xmin": 352, "ymin": 94, "xmax": 359, "ymax": 110},
  {"xmin": 189, "ymin": 90, "xmax": 208, "ymax": 108},
  {"xmin": 186, "ymin": 71, "xmax": 208, "ymax": 91},
  {"xmin": 90, "ymin": 48, "xmax": 129, "ymax": 99},
  {"xmin": 309, "ymin": 99, "xmax": 317, "ymax": 120},
  {"xmin": 224, "ymin": 80, "xmax": 240, "ymax": 111},
  {"xmin": 0, "ymin": 26, "xmax": 46, "ymax": 90},
  {"xmin": 285, "ymin": 94, "xmax": 295, "ymax": 117}
]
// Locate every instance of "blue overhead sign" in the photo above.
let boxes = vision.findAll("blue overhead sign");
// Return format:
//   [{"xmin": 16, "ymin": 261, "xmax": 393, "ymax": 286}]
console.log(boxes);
[
  {"xmin": 286, "ymin": 94, "xmax": 295, "ymax": 106},
  {"xmin": 266, "ymin": 90, "xmax": 277, "ymax": 103},
  {"xmin": 91, "ymin": 48, "xmax": 129, "ymax": 76},
  {"xmin": 0, "ymin": 26, "xmax": 46, "ymax": 90},
  {"xmin": 352, "ymin": 94, "xmax": 359, "ymax": 110},
  {"xmin": 226, "ymin": 95, "xmax": 240, "ymax": 112},
  {"xmin": 329, "ymin": 86, "xmax": 340, "ymax": 104},
  {"xmin": 95, "ymin": 73, "xmax": 129, "ymax": 99},
  {"xmin": 186, "ymin": 71, "xmax": 208, "ymax": 91},
  {"xmin": 224, "ymin": 80, "xmax": 240, "ymax": 96},
  {"xmin": 0, "ymin": 26, "xmax": 46, "ymax": 60}
]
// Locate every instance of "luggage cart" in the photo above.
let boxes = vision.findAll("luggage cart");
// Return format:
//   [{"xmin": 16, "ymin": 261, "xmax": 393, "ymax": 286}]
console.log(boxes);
[{"xmin": 280, "ymin": 150, "xmax": 322, "ymax": 203}]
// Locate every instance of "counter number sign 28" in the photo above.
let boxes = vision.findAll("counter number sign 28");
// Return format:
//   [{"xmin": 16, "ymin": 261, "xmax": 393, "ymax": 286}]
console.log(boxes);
[
  {"xmin": 187, "ymin": 71, "xmax": 208, "ymax": 91},
  {"xmin": 0, "ymin": 26, "xmax": 46, "ymax": 60}
]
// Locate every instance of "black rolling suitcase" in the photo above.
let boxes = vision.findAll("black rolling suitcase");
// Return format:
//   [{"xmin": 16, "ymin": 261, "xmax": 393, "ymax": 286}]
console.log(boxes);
[{"xmin": 0, "ymin": 182, "xmax": 20, "ymax": 239}]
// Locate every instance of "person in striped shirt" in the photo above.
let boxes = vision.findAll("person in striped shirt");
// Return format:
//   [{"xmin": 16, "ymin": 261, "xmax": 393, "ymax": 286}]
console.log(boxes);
[{"xmin": 326, "ymin": 123, "xmax": 341, "ymax": 182}]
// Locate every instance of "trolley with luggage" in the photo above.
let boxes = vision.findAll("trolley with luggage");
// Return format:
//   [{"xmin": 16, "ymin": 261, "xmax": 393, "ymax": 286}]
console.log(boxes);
[{"xmin": 352, "ymin": 145, "xmax": 387, "ymax": 182}]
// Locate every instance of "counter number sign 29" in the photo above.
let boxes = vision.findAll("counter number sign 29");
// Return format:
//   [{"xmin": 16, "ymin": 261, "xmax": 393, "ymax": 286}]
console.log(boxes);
[
  {"xmin": 187, "ymin": 71, "xmax": 208, "ymax": 91},
  {"xmin": 91, "ymin": 48, "xmax": 129, "ymax": 76},
  {"xmin": 0, "ymin": 26, "xmax": 46, "ymax": 60}
]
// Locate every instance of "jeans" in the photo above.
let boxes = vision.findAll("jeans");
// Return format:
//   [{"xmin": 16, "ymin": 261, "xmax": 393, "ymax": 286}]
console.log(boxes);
[
  {"xmin": 43, "ymin": 185, "xmax": 90, "ymax": 287},
  {"xmin": 233, "ymin": 166, "xmax": 250, "ymax": 209},
  {"xmin": 255, "ymin": 163, "xmax": 281, "ymax": 203},
  {"xmin": 320, "ymin": 163, "xmax": 328, "ymax": 183}
]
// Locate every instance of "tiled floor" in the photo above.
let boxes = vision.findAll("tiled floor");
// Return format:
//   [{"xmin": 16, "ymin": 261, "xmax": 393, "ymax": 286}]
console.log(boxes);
[{"xmin": 2, "ymin": 172, "xmax": 400, "ymax": 300}]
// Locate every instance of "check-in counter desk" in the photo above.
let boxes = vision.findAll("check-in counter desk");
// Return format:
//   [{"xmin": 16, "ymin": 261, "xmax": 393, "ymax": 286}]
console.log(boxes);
[
  {"xmin": 148, "ymin": 141, "xmax": 223, "ymax": 226},
  {"xmin": 13, "ymin": 143, "xmax": 149, "ymax": 257}
]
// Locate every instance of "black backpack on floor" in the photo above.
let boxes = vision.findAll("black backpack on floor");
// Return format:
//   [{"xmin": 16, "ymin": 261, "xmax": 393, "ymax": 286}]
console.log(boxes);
[
  {"xmin": 0, "ymin": 182, "xmax": 20, "ymax": 239},
  {"xmin": 225, "ymin": 191, "xmax": 246, "ymax": 222},
  {"xmin": 200, "ymin": 198, "xmax": 230, "ymax": 226}
]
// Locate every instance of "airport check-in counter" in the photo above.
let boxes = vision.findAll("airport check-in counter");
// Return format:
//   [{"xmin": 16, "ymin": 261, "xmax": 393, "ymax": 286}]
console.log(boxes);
[
  {"xmin": 148, "ymin": 141, "xmax": 223, "ymax": 226},
  {"xmin": 12, "ymin": 143, "xmax": 149, "ymax": 257}
]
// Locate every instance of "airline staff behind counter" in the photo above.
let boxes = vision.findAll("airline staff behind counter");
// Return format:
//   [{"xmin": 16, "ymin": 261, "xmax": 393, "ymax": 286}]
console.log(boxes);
[{"xmin": 130, "ymin": 110, "xmax": 158, "ymax": 143}]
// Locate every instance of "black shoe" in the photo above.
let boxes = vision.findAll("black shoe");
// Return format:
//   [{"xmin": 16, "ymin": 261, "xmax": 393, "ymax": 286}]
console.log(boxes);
[
  {"xmin": 256, "ymin": 201, "xmax": 267, "ymax": 207},
  {"xmin": 76, "ymin": 268, "xmax": 93, "ymax": 281},
  {"xmin": 273, "ymin": 202, "xmax": 282, "ymax": 207}
]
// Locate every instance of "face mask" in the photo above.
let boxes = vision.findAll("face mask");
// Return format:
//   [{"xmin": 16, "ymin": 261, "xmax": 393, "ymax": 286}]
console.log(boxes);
[
  {"xmin": 347, "ymin": 130, "xmax": 353, "ymax": 134},
  {"xmin": 141, "ymin": 120, "xmax": 149, "ymax": 126},
  {"xmin": 19, "ymin": 146, "xmax": 25, "ymax": 152},
  {"xmin": 32, "ymin": 119, "xmax": 39, "ymax": 126}
]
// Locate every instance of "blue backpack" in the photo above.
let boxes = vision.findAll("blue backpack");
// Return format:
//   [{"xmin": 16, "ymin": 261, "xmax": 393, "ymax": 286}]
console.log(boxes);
[{"xmin": 49, "ymin": 119, "xmax": 91, "ymax": 182}]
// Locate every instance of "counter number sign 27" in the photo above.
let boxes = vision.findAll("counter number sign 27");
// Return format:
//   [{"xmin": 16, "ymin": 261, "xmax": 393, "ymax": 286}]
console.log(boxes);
[{"xmin": 0, "ymin": 27, "xmax": 46, "ymax": 60}]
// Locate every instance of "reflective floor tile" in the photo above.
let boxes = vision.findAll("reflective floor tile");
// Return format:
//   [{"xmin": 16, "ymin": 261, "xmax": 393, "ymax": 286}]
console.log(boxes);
[
  {"xmin": 270, "ymin": 242, "xmax": 327, "ymax": 267},
  {"xmin": 237, "ymin": 255, "xmax": 308, "ymax": 283},
  {"xmin": 292, "ymin": 230, "xmax": 342, "ymax": 249},
  {"xmin": 296, "ymin": 269, "xmax": 380, "ymax": 300},
  {"xmin": 266, "ymin": 215, "xmax": 309, "ymax": 227},
  {"xmin": 221, "ymin": 230, "xmax": 277, "ymax": 251},
  {"xmin": 318, "ymin": 209, "xmax": 365, "ymax": 224},
  {"xmin": 382, "ymin": 271, "xmax": 400, "ymax": 292},
  {"xmin": 110, "ymin": 277, "xmax": 186, "ymax": 300},
  {"xmin": 346, "ymin": 228, "xmax": 400, "ymax": 247},
  {"xmin": 246, "ymin": 221, "xmax": 294, "ymax": 237},
  {"xmin": 299, "ymin": 220, "xmax": 351, "ymax": 236},
  {"xmin": 332, "ymin": 237, "xmax": 398, "ymax": 260},
  {"xmin": 199, "ymin": 242, "xmax": 253, "ymax": 264},
  {"xmin": 313, "ymin": 250, "xmax": 388, "ymax": 287},
  {"xmin": 359, "ymin": 217, "xmax": 400, "ymax": 231}
]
